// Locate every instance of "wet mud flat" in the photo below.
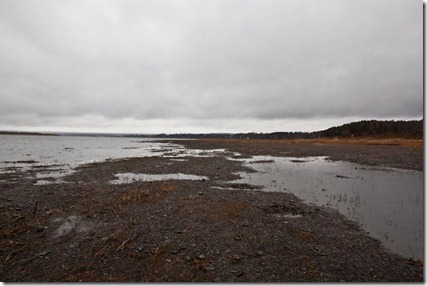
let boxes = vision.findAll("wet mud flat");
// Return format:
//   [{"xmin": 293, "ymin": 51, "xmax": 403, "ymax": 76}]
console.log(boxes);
[
  {"xmin": 172, "ymin": 138, "xmax": 423, "ymax": 171},
  {"xmin": 0, "ymin": 140, "xmax": 423, "ymax": 282}
]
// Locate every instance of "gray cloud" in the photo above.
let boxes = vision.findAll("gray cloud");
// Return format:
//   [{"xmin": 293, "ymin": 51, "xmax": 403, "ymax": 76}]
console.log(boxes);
[{"xmin": 0, "ymin": 0, "xmax": 422, "ymax": 133}]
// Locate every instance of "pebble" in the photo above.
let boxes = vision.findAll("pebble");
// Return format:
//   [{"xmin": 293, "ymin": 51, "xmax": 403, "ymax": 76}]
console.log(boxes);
[
  {"xmin": 233, "ymin": 254, "xmax": 242, "ymax": 262},
  {"xmin": 185, "ymin": 256, "xmax": 192, "ymax": 262},
  {"xmin": 198, "ymin": 254, "xmax": 206, "ymax": 260},
  {"xmin": 198, "ymin": 192, "xmax": 203, "ymax": 195},
  {"xmin": 256, "ymin": 251, "xmax": 264, "ymax": 256},
  {"xmin": 38, "ymin": 250, "xmax": 51, "ymax": 257},
  {"xmin": 203, "ymin": 265, "xmax": 215, "ymax": 272}
]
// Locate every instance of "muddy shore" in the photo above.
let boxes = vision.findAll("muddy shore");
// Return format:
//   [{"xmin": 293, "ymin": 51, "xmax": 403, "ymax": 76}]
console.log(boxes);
[{"xmin": 0, "ymin": 138, "xmax": 423, "ymax": 282}]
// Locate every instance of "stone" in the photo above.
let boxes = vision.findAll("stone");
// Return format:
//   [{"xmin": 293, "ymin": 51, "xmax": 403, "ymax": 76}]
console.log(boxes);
[
  {"xmin": 233, "ymin": 254, "xmax": 242, "ymax": 262},
  {"xmin": 203, "ymin": 265, "xmax": 215, "ymax": 272}
]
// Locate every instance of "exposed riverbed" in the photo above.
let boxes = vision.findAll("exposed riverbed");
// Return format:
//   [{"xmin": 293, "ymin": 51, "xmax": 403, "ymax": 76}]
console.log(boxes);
[{"xmin": 0, "ymin": 135, "xmax": 423, "ymax": 282}]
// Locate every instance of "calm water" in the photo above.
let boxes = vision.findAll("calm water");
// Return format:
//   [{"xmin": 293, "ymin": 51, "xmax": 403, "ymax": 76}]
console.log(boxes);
[
  {"xmin": 231, "ymin": 156, "xmax": 424, "ymax": 261},
  {"xmin": 0, "ymin": 135, "xmax": 424, "ymax": 260},
  {"xmin": 0, "ymin": 135, "xmax": 182, "ymax": 183},
  {"xmin": 0, "ymin": 135, "xmax": 179, "ymax": 168}
]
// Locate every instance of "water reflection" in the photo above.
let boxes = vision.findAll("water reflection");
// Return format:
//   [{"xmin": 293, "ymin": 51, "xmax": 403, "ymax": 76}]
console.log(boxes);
[{"xmin": 231, "ymin": 156, "xmax": 424, "ymax": 261}]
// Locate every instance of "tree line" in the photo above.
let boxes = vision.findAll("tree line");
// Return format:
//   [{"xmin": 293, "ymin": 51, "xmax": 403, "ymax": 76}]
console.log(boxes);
[{"xmin": 155, "ymin": 120, "xmax": 423, "ymax": 139}]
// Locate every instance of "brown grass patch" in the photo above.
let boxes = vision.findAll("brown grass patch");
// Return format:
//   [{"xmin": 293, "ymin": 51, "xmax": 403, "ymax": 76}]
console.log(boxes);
[
  {"xmin": 201, "ymin": 138, "xmax": 423, "ymax": 148},
  {"xmin": 160, "ymin": 183, "xmax": 178, "ymax": 192},
  {"xmin": 204, "ymin": 201, "xmax": 250, "ymax": 220},
  {"xmin": 118, "ymin": 188, "xmax": 161, "ymax": 204},
  {"xmin": 288, "ymin": 225, "xmax": 316, "ymax": 242},
  {"xmin": 297, "ymin": 255, "xmax": 318, "ymax": 277}
]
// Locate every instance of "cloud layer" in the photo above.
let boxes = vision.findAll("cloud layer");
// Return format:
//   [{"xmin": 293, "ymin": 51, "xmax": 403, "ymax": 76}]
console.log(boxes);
[{"xmin": 0, "ymin": 0, "xmax": 423, "ymax": 133}]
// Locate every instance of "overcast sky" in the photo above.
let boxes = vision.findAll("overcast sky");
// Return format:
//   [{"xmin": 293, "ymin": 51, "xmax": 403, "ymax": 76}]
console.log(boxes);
[{"xmin": 0, "ymin": 0, "xmax": 423, "ymax": 134}]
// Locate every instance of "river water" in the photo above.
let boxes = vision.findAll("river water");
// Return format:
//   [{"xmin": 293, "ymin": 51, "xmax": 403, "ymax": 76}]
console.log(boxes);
[{"xmin": 0, "ymin": 135, "xmax": 424, "ymax": 260}]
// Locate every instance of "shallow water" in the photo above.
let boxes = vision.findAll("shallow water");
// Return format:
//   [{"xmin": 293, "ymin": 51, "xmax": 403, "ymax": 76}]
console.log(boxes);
[
  {"xmin": 231, "ymin": 156, "xmax": 424, "ymax": 261},
  {"xmin": 0, "ymin": 135, "xmax": 179, "ymax": 167},
  {"xmin": 0, "ymin": 135, "xmax": 180, "ymax": 184}
]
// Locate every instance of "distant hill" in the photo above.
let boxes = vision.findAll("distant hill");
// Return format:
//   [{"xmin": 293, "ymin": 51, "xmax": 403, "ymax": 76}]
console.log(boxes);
[{"xmin": 221, "ymin": 120, "xmax": 424, "ymax": 140}]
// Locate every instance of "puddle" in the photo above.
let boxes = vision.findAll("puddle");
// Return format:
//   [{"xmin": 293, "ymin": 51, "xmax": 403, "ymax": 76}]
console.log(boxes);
[
  {"xmin": 273, "ymin": 213, "xmax": 303, "ymax": 219},
  {"xmin": 169, "ymin": 158, "xmax": 189, "ymax": 162},
  {"xmin": 231, "ymin": 156, "xmax": 424, "ymax": 261},
  {"xmin": 110, "ymin": 173, "xmax": 209, "ymax": 184},
  {"xmin": 35, "ymin": 180, "xmax": 58, "ymax": 185},
  {"xmin": 33, "ymin": 168, "xmax": 75, "ymax": 185},
  {"xmin": 165, "ymin": 148, "xmax": 230, "ymax": 158},
  {"xmin": 36, "ymin": 169, "xmax": 75, "ymax": 179}
]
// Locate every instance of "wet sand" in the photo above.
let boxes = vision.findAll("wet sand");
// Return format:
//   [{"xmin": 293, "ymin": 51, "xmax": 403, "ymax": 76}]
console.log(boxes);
[{"xmin": 0, "ymin": 138, "xmax": 423, "ymax": 282}]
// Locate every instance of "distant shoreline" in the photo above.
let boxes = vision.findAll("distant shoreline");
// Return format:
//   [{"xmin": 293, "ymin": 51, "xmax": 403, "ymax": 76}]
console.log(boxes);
[
  {"xmin": 0, "ymin": 119, "xmax": 423, "ymax": 139},
  {"xmin": 0, "ymin": 131, "xmax": 58, "ymax": 136}
]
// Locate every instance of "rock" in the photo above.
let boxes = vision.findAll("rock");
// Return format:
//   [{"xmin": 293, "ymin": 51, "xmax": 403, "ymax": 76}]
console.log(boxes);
[
  {"xmin": 185, "ymin": 256, "xmax": 192, "ymax": 262},
  {"xmin": 198, "ymin": 254, "xmax": 206, "ymax": 260},
  {"xmin": 38, "ymin": 250, "xmax": 51, "ymax": 257},
  {"xmin": 232, "ymin": 254, "xmax": 242, "ymax": 263},
  {"xmin": 256, "ymin": 251, "xmax": 264, "ymax": 256},
  {"xmin": 35, "ymin": 226, "xmax": 46, "ymax": 233},
  {"xmin": 198, "ymin": 192, "xmax": 203, "ymax": 195},
  {"xmin": 203, "ymin": 265, "xmax": 215, "ymax": 272}
]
